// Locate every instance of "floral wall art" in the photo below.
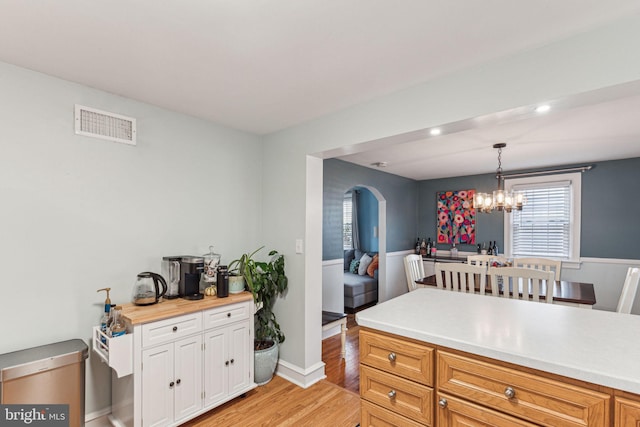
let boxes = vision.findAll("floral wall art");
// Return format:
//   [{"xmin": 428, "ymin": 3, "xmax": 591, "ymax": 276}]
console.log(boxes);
[{"xmin": 436, "ymin": 189, "xmax": 476, "ymax": 245}]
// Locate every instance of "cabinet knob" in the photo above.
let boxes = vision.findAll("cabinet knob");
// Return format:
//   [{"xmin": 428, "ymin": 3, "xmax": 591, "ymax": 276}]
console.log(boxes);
[
  {"xmin": 388, "ymin": 352, "xmax": 396, "ymax": 362},
  {"xmin": 169, "ymin": 381, "xmax": 174, "ymax": 388},
  {"xmin": 176, "ymin": 379, "xmax": 181, "ymax": 385},
  {"xmin": 438, "ymin": 398, "xmax": 448, "ymax": 408},
  {"xmin": 227, "ymin": 312, "xmax": 231, "ymax": 317},
  {"xmin": 230, "ymin": 358, "xmax": 234, "ymax": 364},
  {"xmin": 225, "ymin": 360, "xmax": 229, "ymax": 366},
  {"xmin": 387, "ymin": 390, "xmax": 396, "ymax": 399},
  {"xmin": 504, "ymin": 386, "xmax": 516, "ymax": 399},
  {"xmin": 172, "ymin": 326, "xmax": 178, "ymax": 332}
]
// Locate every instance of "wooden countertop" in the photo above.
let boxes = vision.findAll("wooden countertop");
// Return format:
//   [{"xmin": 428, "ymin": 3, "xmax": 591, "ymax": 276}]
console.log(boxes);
[{"xmin": 121, "ymin": 292, "xmax": 254, "ymax": 325}]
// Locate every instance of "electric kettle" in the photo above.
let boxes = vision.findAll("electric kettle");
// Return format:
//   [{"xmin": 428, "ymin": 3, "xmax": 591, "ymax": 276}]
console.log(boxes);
[{"xmin": 132, "ymin": 272, "xmax": 168, "ymax": 305}]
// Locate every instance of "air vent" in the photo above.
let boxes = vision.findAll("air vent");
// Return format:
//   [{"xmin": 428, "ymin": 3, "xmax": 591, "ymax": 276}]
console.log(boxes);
[{"xmin": 74, "ymin": 105, "xmax": 136, "ymax": 145}]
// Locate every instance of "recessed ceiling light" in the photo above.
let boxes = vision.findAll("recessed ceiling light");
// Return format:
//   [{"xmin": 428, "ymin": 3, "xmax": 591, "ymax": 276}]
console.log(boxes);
[
  {"xmin": 430, "ymin": 128, "xmax": 442, "ymax": 136},
  {"xmin": 371, "ymin": 161, "xmax": 388, "ymax": 168},
  {"xmin": 535, "ymin": 104, "xmax": 551, "ymax": 113}
]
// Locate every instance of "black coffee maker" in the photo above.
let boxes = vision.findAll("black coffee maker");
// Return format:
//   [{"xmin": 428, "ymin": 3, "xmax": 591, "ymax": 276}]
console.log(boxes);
[{"xmin": 180, "ymin": 256, "xmax": 204, "ymax": 300}]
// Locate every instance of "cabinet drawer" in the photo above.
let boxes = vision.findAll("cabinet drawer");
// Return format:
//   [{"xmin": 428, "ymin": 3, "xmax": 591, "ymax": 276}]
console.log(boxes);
[
  {"xmin": 615, "ymin": 396, "xmax": 640, "ymax": 427},
  {"xmin": 361, "ymin": 399, "xmax": 425, "ymax": 427},
  {"xmin": 437, "ymin": 392, "xmax": 538, "ymax": 427},
  {"xmin": 360, "ymin": 330, "xmax": 433, "ymax": 386},
  {"xmin": 360, "ymin": 365, "xmax": 433, "ymax": 425},
  {"xmin": 141, "ymin": 312, "xmax": 202, "ymax": 348},
  {"xmin": 437, "ymin": 351, "xmax": 610, "ymax": 427},
  {"xmin": 203, "ymin": 302, "xmax": 250, "ymax": 330}
]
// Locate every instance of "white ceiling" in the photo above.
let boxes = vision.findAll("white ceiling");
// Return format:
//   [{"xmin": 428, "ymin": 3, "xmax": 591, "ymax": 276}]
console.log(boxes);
[{"xmin": 1, "ymin": 1, "xmax": 640, "ymax": 179}]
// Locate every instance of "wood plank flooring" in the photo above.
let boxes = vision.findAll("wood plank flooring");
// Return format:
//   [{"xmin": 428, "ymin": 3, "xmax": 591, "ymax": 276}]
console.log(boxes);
[{"xmin": 182, "ymin": 314, "xmax": 362, "ymax": 427}]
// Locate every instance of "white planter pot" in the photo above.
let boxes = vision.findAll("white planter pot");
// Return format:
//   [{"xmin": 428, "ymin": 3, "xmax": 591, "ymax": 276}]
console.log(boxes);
[
  {"xmin": 254, "ymin": 341, "xmax": 278, "ymax": 385},
  {"xmin": 229, "ymin": 275, "xmax": 245, "ymax": 294}
]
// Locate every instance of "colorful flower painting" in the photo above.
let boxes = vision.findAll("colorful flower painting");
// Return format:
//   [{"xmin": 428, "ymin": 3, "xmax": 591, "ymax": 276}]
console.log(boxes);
[{"xmin": 436, "ymin": 189, "xmax": 476, "ymax": 245}]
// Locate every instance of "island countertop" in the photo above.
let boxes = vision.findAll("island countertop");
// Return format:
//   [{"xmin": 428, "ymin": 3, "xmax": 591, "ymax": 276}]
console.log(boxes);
[{"xmin": 356, "ymin": 288, "xmax": 640, "ymax": 395}]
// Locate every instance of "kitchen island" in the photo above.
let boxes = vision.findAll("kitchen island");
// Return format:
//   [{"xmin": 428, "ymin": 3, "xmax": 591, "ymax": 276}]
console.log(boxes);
[{"xmin": 356, "ymin": 288, "xmax": 640, "ymax": 426}]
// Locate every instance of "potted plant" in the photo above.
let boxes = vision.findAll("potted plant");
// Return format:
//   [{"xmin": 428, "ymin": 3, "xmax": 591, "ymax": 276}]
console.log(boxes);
[{"xmin": 229, "ymin": 246, "xmax": 288, "ymax": 385}]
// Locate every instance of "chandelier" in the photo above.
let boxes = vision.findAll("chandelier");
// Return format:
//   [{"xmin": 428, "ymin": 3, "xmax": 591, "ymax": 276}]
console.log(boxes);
[{"xmin": 473, "ymin": 143, "xmax": 525, "ymax": 213}]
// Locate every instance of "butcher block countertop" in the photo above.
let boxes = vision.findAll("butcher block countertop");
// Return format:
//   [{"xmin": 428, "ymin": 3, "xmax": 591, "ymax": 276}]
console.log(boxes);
[
  {"xmin": 356, "ymin": 288, "xmax": 640, "ymax": 395},
  {"xmin": 120, "ymin": 292, "xmax": 254, "ymax": 325}
]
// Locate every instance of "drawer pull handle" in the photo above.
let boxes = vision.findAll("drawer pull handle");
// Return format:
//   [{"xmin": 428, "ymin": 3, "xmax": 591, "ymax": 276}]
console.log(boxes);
[
  {"xmin": 504, "ymin": 386, "xmax": 516, "ymax": 399},
  {"xmin": 176, "ymin": 379, "xmax": 181, "ymax": 385},
  {"xmin": 388, "ymin": 352, "xmax": 396, "ymax": 362},
  {"xmin": 387, "ymin": 390, "xmax": 396, "ymax": 399},
  {"xmin": 438, "ymin": 398, "xmax": 448, "ymax": 408},
  {"xmin": 172, "ymin": 326, "xmax": 178, "ymax": 332},
  {"xmin": 169, "ymin": 381, "xmax": 174, "ymax": 388}
]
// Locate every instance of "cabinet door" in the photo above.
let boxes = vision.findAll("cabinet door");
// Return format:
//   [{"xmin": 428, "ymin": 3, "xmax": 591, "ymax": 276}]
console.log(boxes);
[
  {"xmin": 142, "ymin": 343, "xmax": 174, "ymax": 427},
  {"xmin": 615, "ymin": 396, "xmax": 640, "ymax": 427},
  {"xmin": 437, "ymin": 393, "xmax": 537, "ymax": 427},
  {"xmin": 228, "ymin": 319, "xmax": 252, "ymax": 395},
  {"xmin": 174, "ymin": 335, "xmax": 203, "ymax": 423},
  {"xmin": 203, "ymin": 328, "xmax": 228, "ymax": 407}
]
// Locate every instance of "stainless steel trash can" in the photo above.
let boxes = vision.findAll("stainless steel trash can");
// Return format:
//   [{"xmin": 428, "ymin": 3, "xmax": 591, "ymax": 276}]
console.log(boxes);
[{"xmin": 0, "ymin": 339, "xmax": 88, "ymax": 426}]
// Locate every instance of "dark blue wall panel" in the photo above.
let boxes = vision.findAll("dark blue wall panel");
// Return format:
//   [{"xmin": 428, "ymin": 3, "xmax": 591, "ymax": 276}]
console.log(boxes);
[
  {"xmin": 323, "ymin": 159, "xmax": 418, "ymax": 260},
  {"xmin": 358, "ymin": 188, "xmax": 379, "ymax": 253}
]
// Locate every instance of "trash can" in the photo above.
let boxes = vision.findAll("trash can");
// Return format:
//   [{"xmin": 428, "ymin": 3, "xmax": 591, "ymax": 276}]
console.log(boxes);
[{"xmin": 0, "ymin": 339, "xmax": 88, "ymax": 426}]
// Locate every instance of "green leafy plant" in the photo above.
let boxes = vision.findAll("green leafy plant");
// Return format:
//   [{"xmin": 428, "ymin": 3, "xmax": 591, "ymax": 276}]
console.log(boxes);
[{"xmin": 229, "ymin": 246, "xmax": 288, "ymax": 350}]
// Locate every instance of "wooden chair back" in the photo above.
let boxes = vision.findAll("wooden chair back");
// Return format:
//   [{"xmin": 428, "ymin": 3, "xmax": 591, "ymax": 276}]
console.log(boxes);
[
  {"xmin": 512, "ymin": 257, "xmax": 562, "ymax": 281},
  {"xmin": 435, "ymin": 262, "xmax": 487, "ymax": 294},
  {"xmin": 467, "ymin": 254, "xmax": 508, "ymax": 267},
  {"xmin": 488, "ymin": 266, "xmax": 555, "ymax": 303},
  {"xmin": 404, "ymin": 254, "xmax": 425, "ymax": 292},
  {"xmin": 617, "ymin": 267, "xmax": 640, "ymax": 314}
]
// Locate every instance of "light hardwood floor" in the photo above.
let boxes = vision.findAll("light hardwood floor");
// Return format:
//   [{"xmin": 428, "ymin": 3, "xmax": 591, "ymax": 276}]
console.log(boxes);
[{"xmin": 182, "ymin": 314, "xmax": 362, "ymax": 427}]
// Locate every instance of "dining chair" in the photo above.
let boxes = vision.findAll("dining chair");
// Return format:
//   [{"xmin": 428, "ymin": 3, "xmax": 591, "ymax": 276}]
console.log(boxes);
[
  {"xmin": 435, "ymin": 262, "xmax": 487, "ymax": 294},
  {"xmin": 404, "ymin": 254, "xmax": 425, "ymax": 292},
  {"xmin": 467, "ymin": 254, "xmax": 508, "ymax": 267},
  {"xmin": 488, "ymin": 266, "xmax": 555, "ymax": 303},
  {"xmin": 513, "ymin": 257, "xmax": 562, "ymax": 281},
  {"xmin": 616, "ymin": 267, "xmax": 640, "ymax": 314}
]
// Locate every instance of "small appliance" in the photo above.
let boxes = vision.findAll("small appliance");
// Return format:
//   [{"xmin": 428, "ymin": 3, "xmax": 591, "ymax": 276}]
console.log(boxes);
[
  {"xmin": 161, "ymin": 256, "xmax": 182, "ymax": 299},
  {"xmin": 132, "ymin": 272, "xmax": 167, "ymax": 305},
  {"xmin": 180, "ymin": 256, "xmax": 204, "ymax": 300}
]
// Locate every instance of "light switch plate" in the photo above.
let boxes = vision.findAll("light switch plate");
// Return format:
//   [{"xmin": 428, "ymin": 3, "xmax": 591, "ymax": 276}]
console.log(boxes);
[{"xmin": 295, "ymin": 239, "xmax": 303, "ymax": 254}]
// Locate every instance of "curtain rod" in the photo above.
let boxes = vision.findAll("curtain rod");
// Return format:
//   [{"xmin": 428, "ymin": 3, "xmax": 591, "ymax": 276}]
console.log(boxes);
[{"xmin": 500, "ymin": 165, "xmax": 593, "ymax": 180}]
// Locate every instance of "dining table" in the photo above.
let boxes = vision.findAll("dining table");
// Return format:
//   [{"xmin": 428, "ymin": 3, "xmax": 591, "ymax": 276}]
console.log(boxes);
[{"xmin": 416, "ymin": 274, "xmax": 596, "ymax": 309}]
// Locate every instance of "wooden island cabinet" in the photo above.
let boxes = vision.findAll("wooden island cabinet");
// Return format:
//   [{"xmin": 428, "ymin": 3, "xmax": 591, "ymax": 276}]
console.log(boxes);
[{"xmin": 357, "ymin": 289, "xmax": 640, "ymax": 427}]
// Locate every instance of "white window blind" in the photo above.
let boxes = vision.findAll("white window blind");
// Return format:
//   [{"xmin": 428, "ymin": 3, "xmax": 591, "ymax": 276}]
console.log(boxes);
[
  {"xmin": 511, "ymin": 181, "xmax": 571, "ymax": 258},
  {"xmin": 343, "ymin": 193, "xmax": 353, "ymax": 249}
]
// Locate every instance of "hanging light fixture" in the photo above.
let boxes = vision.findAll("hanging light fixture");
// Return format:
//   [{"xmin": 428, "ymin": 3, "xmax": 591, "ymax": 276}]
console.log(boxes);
[{"xmin": 473, "ymin": 143, "xmax": 525, "ymax": 213}]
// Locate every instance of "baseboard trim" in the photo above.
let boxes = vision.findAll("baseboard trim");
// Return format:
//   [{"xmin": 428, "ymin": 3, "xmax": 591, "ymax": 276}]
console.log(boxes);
[
  {"xmin": 276, "ymin": 359, "xmax": 326, "ymax": 389},
  {"xmin": 85, "ymin": 407, "xmax": 111, "ymax": 425}
]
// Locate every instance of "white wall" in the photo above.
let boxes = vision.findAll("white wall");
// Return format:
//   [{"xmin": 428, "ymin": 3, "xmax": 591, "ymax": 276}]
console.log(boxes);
[
  {"xmin": 0, "ymin": 61, "xmax": 263, "ymax": 417},
  {"xmin": 263, "ymin": 14, "xmax": 640, "ymax": 383}
]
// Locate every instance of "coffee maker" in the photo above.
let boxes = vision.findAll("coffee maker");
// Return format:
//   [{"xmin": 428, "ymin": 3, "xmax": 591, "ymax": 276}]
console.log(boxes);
[{"xmin": 180, "ymin": 256, "xmax": 204, "ymax": 300}]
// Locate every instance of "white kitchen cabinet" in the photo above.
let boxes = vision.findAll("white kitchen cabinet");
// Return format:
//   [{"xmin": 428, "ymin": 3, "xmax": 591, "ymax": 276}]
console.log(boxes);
[
  {"xmin": 141, "ymin": 335, "xmax": 202, "ymax": 427},
  {"xmin": 107, "ymin": 294, "xmax": 256, "ymax": 427},
  {"xmin": 203, "ymin": 319, "xmax": 252, "ymax": 407}
]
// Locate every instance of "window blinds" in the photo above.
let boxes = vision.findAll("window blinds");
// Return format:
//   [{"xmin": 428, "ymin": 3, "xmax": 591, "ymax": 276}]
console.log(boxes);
[
  {"xmin": 343, "ymin": 193, "xmax": 353, "ymax": 249},
  {"xmin": 511, "ymin": 181, "xmax": 571, "ymax": 258}
]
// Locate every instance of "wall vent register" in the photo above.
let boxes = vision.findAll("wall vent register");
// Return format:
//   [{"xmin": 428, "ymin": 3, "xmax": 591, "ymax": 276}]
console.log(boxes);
[{"xmin": 74, "ymin": 104, "xmax": 137, "ymax": 145}]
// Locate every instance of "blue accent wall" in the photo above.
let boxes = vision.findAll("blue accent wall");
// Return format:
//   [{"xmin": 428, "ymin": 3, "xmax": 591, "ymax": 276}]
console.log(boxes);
[
  {"xmin": 357, "ymin": 188, "xmax": 379, "ymax": 253},
  {"xmin": 323, "ymin": 159, "xmax": 418, "ymax": 260},
  {"xmin": 417, "ymin": 157, "xmax": 640, "ymax": 259}
]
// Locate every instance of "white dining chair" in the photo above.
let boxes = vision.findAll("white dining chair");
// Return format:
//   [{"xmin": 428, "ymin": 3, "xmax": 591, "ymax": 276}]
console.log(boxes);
[
  {"xmin": 616, "ymin": 267, "xmax": 640, "ymax": 314},
  {"xmin": 467, "ymin": 254, "xmax": 508, "ymax": 267},
  {"xmin": 513, "ymin": 257, "xmax": 562, "ymax": 281},
  {"xmin": 404, "ymin": 254, "xmax": 425, "ymax": 292},
  {"xmin": 435, "ymin": 262, "xmax": 487, "ymax": 294},
  {"xmin": 488, "ymin": 266, "xmax": 555, "ymax": 303}
]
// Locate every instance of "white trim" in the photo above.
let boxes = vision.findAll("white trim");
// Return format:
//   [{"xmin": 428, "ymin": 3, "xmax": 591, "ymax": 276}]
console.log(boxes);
[
  {"xmin": 581, "ymin": 257, "xmax": 640, "ymax": 265},
  {"xmin": 504, "ymin": 172, "xmax": 582, "ymax": 262},
  {"xmin": 322, "ymin": 258, "xmax": 343, "ymax": 266},
  {"xmin": 275, "ymin": 359, "xmax": 326, "ymax": 389}
]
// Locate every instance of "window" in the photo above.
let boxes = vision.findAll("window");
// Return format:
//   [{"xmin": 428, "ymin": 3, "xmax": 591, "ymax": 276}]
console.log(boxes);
[
  {"xmin": 504, "ymin": 172, "xmax": 581, "ymax": 263},
  {"xmin": 343, "ymin": 192, "xmax": 353, "ymax": 249}
]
